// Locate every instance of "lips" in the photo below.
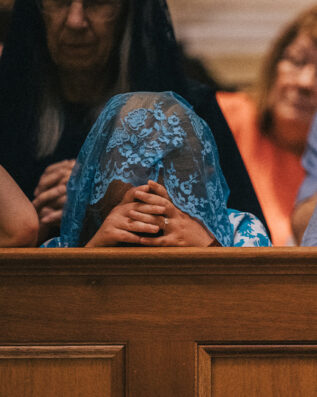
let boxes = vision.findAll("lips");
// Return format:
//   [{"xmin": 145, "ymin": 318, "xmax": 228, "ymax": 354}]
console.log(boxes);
[
  {"xmin": 60, "ymin": 42, "xmax": 96, "ymax": 55},
  {"xmin": 289, "ymin": 96, "xmax": 314, "ymax": 108},
  {"xmin": 284, "ymin": 91, "xmax": 316, "ymax": 111},
  {"xmin": 62, "ymin": 42, "xmax": 94, "ymax": 48}
]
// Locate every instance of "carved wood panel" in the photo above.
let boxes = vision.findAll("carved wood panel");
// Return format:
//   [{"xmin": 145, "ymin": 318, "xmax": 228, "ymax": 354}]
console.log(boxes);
[
  {"xmin": 198, "ymin": 345, "xmax": 317, "ymax": 396},
  {"xmin": 0, "ymin": 345, "xmax": 125, "ymax": 397}
]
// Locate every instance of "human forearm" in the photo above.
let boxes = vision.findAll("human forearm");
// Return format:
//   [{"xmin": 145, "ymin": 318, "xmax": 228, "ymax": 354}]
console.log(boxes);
[
  {"xmin": 292, "ymin": 194, "xmax": 317, "ymax": 245},
  {"xmin": 0, "ymin": 166, "xmax": 39, "ymax": 247}
]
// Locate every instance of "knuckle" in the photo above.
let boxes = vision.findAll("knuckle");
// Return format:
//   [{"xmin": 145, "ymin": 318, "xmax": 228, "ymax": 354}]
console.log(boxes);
[
  {"xmin": 125, "ymin": 222, "xmax": 133, "ymax": 231},
  {"xmin": 32, "ymin": 199, "xmax": 39, "ymax": 208},
  {"xmin": 44, "ymin": 165, "xmax": 52, "ymax": 173},
  {"xmin": 58, "ymin": 169, "xmax": 65, "ymax": 178},
  {"xmin": 57, "ymin": 184, "xmax": 66, "ymax": 193},
  {"xmin": 58, "ymin": 196, "xmax": 67, "ymax": 206},
  {"xmin": 165, "ymin": 201, "xmax": 172, "ymax": 211},
  {"xmin": 36, "ymin": 179, "xmax": 45, "ymax": 190},
  {"xmin": 117, "ymin": 230, "xmax": 128, "ymax": 241}
]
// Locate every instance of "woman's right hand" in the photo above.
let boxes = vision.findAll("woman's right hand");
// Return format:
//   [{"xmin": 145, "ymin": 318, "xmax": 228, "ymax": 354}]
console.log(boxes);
[
  {"xmin": 33, "ymin": 159, "xmax": 75, "ymax": 243},
  {"xmin": 85, "ymin": 185, "xmax": 166, "ymax": 247},
  {"xmin": 33, "ymin": 159, "xmax": 76, "ymax": 225}
]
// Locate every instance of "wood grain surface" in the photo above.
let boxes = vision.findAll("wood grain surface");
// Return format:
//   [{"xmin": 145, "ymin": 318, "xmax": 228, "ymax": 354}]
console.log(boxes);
[{"xmin": 1, "ymin": 248, "xmax": 317, "ymax": 396}]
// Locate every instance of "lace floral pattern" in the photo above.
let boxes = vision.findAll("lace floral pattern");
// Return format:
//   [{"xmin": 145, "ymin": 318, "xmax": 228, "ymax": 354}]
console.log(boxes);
[
  {"xmin": 47, "ymin": 91, "xmax": 270, "ymax": 248},
  {"xmin": 229, "ymin": 210, "xmax": 272, "ymax": 247}
]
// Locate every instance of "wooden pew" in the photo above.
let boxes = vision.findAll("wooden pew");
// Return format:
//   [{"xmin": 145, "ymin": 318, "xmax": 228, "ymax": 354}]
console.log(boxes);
[{"xmin": 1, "ymin": 247, "xmax": 317, "ymax": 396}]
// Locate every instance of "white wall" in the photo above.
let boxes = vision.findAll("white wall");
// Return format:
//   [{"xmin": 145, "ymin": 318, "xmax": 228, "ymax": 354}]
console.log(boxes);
[{"xmin": 168, "ymin": 0, "xmax": 317, "ymax": 87}]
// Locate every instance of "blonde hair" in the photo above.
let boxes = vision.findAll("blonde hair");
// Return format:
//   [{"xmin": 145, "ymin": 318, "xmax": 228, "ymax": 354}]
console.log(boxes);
[{"xmin": 257, "ymin": 5, "xmax": 317, "ymax": 134}]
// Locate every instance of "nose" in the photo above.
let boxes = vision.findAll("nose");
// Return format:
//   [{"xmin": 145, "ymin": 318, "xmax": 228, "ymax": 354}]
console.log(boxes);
[
  {"xmin": 297, "ymin": 64, "xmax": 317, "ymax": 89},
  {"xmin": 65, "ymin": 1, "xmax": 89, "ymax": 30}
]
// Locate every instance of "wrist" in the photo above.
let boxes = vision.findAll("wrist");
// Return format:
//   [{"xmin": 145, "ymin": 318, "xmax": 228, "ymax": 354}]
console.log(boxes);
[
  {"xmin": 207, "ymin": 238, "xmax": 221, "ymax": 247},
  {"xmin": 85, "ymin": 231, "xmax": 113, "ymax": 247}
]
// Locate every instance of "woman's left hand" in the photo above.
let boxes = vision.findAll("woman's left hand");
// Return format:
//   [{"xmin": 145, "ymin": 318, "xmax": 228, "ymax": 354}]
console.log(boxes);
[{"xmin": 131, "ymin": 180, "xmax": 216, "ymax": 247}]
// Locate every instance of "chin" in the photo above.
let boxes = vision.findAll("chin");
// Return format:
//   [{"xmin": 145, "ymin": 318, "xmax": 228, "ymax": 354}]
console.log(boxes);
[
  {"xmin": 52, "ymin": 48, "xmax": 100, "ymax": 70},
  {"xmin": 291, "ymin": 111, "xmax": 314, "ymax": 127},
  {"xmin": 278, "ymin": 104, "xmax": 312, "ymax": 125},
  {"xmin": 287, "ymin": 139, "xmax": 307, "ymax": 155},
  {"xmin": 58, "ymin": 58, "xmax": 100, "ymax": 72}
]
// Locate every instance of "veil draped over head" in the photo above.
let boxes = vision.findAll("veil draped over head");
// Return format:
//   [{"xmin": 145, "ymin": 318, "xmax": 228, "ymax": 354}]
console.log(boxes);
[
  {"xmin": 60, "ymin": 92, "xmax": 234, "ymax": 247},
  {"xmin": 0, "ymin": 0, "xmax": 266, "ymax": 229}
]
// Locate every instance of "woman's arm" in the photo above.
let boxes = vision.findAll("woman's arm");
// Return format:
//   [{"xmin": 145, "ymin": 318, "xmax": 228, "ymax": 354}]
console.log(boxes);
[
  {"xmin": 0, "ymin": 166, "xmax": 39, "ymax": 247},
  {"xmin": 292, "ymin": 195, "xmax": 317, "ymax": 244}
]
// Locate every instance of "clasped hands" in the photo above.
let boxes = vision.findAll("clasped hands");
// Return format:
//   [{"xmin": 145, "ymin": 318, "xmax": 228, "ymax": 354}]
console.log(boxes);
[
  {"xmin": 86, "ymin": 180, "xmax": 216, "ymax": 247},
  {"xmin": 32, "ymin": 159, "xmax": 216, "ymax": 247},
  {"xmin": 32, "ymin": 160, "xmax": 75, "ymax": 242}
]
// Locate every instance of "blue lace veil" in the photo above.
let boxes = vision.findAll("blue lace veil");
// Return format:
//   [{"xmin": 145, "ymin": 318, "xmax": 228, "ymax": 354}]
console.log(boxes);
[{"xmin": 60, "ymin": 92, "xmax": 233, "ymax": 247}]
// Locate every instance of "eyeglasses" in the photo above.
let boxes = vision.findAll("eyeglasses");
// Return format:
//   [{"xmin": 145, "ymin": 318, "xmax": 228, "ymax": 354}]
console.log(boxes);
[
  {"xmin": 279, "ymin": 53, "xmax": 317, "ymax": 80},
  {"xmin": 282, "ymin": 54, "xmax": 314, "ymax": 68},
  {"xmin": 40, "ymin": 0, "xmax": 121, "ymax": 20}
]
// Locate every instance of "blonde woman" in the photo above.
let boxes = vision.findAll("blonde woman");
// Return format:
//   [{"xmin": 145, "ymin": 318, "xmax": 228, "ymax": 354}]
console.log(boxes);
[{"xmin": 217, "ymin": 5, "xmax": 317, "ymax": 245}]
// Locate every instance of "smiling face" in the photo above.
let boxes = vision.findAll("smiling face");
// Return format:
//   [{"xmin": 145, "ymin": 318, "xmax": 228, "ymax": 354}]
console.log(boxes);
[
  {"xmin": 42, "ymin": 0, "xmax": 122, "ymax": 73},
  {"xmin": 269, "ymin": 33, "xmax": 317, "ymax": 147}
]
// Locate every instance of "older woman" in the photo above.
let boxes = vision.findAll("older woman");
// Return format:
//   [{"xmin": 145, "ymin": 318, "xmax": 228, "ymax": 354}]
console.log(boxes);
[
  {"xmin": 0, "ymin": 0, "xmax": 265, "ymax": 243},
  {"xmin": 43, "ymin": 92, "xmax": 270, "ymax": 248},
  {"xmin": 217, "ymin": 5, "xmax": 317, "ymax": 245}
]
